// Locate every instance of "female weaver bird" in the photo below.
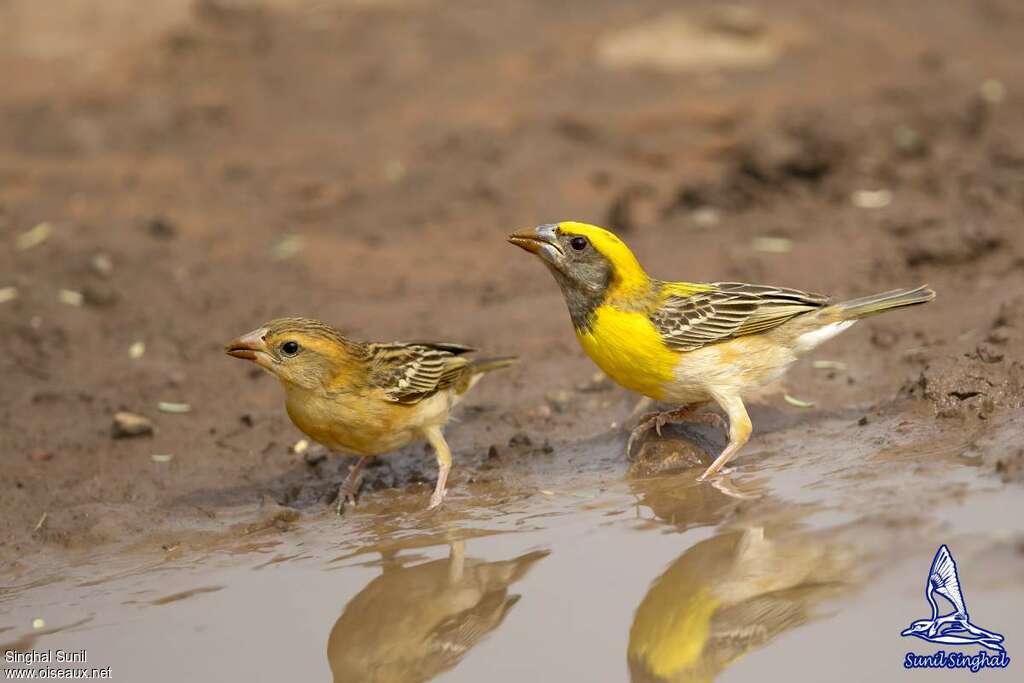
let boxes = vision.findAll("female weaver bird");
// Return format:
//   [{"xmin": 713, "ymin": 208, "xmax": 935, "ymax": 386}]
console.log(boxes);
[
  {"xmin": 225, "ymin": 318, "xmax": 515, "ymax": 512},
  {"xmin": 509, "ymin": 221, "xmax": 934, "ymax": 481}
]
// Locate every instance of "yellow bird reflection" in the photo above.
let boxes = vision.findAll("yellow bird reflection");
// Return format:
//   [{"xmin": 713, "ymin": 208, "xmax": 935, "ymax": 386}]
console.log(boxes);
[
  {"xmin": 628, "ymin": 526, "xmax": 853, "ymax": 683},
  {"xmin": 328, "ymin": 542, "xmax": 548, "ymax": 683}
]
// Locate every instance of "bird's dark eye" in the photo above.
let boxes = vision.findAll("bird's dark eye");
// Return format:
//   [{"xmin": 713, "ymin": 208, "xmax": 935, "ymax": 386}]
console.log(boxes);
[
  {"xmin": 281, "ymin": 341, "xmax": 300, "ymax": 356},
  {"xmin": 569, "ymin": 236, "xmax": 588, "ymax": 251}
]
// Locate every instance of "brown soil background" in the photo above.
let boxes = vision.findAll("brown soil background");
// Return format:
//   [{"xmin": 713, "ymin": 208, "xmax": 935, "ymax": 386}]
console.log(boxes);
[{"xmin": 2, "ymin": 0, "xmax": 1023, "ymax": 562}]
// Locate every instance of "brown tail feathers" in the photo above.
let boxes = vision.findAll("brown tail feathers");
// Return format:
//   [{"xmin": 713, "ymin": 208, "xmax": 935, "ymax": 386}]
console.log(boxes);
[{"xmin": 830, "ymin": 285, "xmax": 935, "ymax": 320}]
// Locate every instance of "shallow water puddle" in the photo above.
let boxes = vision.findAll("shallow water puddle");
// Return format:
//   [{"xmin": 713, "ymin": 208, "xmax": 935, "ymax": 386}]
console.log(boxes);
[{"xmin": 2, "ymin": 414, "xmax": 1020, "ymax": 681}]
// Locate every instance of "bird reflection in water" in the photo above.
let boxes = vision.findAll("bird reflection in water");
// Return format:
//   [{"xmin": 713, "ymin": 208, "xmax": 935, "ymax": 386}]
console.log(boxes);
[
  {"xmin": 328, "ymin": 541, "xmax": 549, "ymax": 683},
  {"xmin": 628, "ymin": 525, "xmax": 853, "ymax": 683}
]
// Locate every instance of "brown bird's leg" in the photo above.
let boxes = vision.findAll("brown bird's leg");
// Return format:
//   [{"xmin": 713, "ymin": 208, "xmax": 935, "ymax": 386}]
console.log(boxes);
[
  {"xmin": 626, "ymin": 402, "xmax": 726, "ymax": 458},
  {"xmin": 335, "ymin": 456, "xmax": 369, "ymax": 515},
  {"xmin": 423, "ymin": 425, "xmax": 452, "ymax": 510},
  {"xmin": 698, "ymin": 394, "xmax": 752, "ymax": 481}
]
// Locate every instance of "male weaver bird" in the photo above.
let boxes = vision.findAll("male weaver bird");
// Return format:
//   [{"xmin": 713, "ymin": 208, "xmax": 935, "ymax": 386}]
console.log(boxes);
[
  {"xmin": 509, "ymin": 221, "xmax": 935, "ymax": 481},
  {"xmin": 225, "ymin": 318, "xmax": 515, "ymax": 512}
]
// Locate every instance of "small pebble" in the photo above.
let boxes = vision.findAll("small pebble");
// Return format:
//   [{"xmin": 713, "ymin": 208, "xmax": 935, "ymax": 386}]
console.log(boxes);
[
  {"xmin": 752, "ymin": 236, "xmax": 792, "ymax": 253},
  {"xmin": 508, "ymin": 432, "xmax": 532, "ymax": 448},
  {"xmin": 112, "ymin": 412, "xmax": 155, "ymax": 438},
  {"xmin": 851, "ymin": 189, "xmax": 892, "ymax": 209},
  {"xmin": 690, "ymin": 207, "xmax": 721, "ymax": 228},
  {"xmin": 0, "ymin": 286, "xmax": 18, "ymax": 304},
  {"xmin": 58, "ymin": 289, "xmax": 84, "ymax": 307},
  {"xmin": 146, "ymin": 218, "xmax": 178, "ymax": 240},
  {"xmin": 545, "ymin": 389, "xmax": 573, "ymax": 414},
  {"xmin": 91, "ymin": 252, "xmax": 113, "ymax": 276},
  {"xmin": 151, "ymin": 453, "xmax": 174, "ymax": 463},
  {"xmin": 158, "ymin": 401, "xmax": 191, "ymax": 414},
  {"xmin": 812, "ymin": 360, "xmax": 847, "ymax": 371},
  {"xmin": 271, "ymin": 234, "xmax": 305, "ymax": 261},
  {"xmin": 32, "ymin": 618, "xmax": 45, "ymax": 631},
  {"xmin": 17, "ymin": 223, "xmax": 52, "ymax": 250},
  {"xmin": 129, "ymin": 341, "xmax": 146, "ymax": 359},
  {"xmin": 979, "ymin": 79, "xmax": 1006, "ymax": 105},
  {"xmin": 292, "ymin": 438, "xmax": 310, "ymax": 454}
]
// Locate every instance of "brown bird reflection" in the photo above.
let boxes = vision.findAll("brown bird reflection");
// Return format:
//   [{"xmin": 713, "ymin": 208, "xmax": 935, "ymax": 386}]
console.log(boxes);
[
  {"xmin": 628, "ymin": 525, "xmax": 854, "ymax": 683},
  {"xmin": 328, "ymin": 542, "xmax": 549, "ymax": 683}
]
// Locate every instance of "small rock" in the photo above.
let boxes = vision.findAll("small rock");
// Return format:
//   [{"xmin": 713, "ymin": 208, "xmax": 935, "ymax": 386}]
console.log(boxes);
[
  {"xmin": 0, "ymin": 286, "xmax": 18, "ymax": 304},
  {"xmin": 487, "ymin": 445, "xmax": 500, "ymax": 460},
  {"xmin": 146, "ymin": 217, "xmax": 178, "ymax": 240},
  {"xmin": 690, "ymin": 206, "xmax": 721, "ymax": 228},
  {"xmin": 508, "ymin": 432, "xmax": 533, "ymax": 448},
  {"xmin": 239, "ymin": 413, "xmax": 254, "ymax": 427},
  {"xmin": 857, "ymin": 416, "xmax": 869, "ymax": 426},
  {"xmin": 112, "ymin": 412, "xmax": 155, "ymax": 438},
  {"xmin": 17, "ymin": 223, "xmax": 52, "ymax": 251},
  {"xmin": 129, "ymin": 341, "xmax": 146, "ymax": 359},
  {"xmin": 576, "ymin": 372, "xmax": 612, "ymax": 393},
  {"xmin": 303, "ymin": 446, "xmax": 327, "ymax": 466},
  {"xmin": 851, "ymin": 189, "xmax": 893, "ymax": 209},
  {"xmin": 90, "ymin": 252, "xmax": 113, "ymax": 276},
  {"xmin": 752, "ymin": 236, "xmax": 792, "ymax": 253},
  {"xmin": 158, "ymin": 401, "xmax": 191, "ymax": 414},
  {"xmin": 545, "ymin": 390, "xmax": 573, "ymax": 414},
  {"xmin": 57, "ymin": 289, "xmax": 84, "ymax": 307},
  {"xmin": 82, "ymin": 284, "xmax": 119, "ymax": 307}
]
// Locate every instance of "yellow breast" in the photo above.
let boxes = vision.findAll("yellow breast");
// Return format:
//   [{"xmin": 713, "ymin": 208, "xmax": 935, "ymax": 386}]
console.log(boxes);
[{"xmin": 575, "ymin": 306, "xmax": 678, "ymax": 400}]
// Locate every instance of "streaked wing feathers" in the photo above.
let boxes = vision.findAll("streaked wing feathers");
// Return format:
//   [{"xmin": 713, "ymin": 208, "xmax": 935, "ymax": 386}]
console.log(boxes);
[
  {"xmin": 651, "ymin": 282, "xmax": 829, "ymax": 351},
  {"xmin": 369, "ymin": 342, "xmax": 474, "ymax": 404}
]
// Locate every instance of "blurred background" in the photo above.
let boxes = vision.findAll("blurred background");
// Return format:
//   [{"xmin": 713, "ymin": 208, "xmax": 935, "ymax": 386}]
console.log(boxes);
[{"xmin": 1, "ymin": 2, "xmax": 1023, "ymax": 679}]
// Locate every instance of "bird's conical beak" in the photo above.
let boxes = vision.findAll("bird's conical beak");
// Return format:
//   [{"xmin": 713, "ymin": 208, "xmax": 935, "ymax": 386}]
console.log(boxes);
[
  {"xmin": 225, "ymin": 327, "xmax": 269, "ymax": 362},
  {"xmin": 507, "ymin": 224, "xmax": 563, "ymax": 265}
]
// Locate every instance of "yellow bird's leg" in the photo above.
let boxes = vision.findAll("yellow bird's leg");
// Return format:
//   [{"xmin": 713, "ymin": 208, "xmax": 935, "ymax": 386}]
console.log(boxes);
[
  {"xmin": 626, "ymin": 402, "xmax": 726, "ymax": 458},
  {"xmin": 424, "ymin": 425, "xmax": 452, "ymax": 510},
  {"xmin": 698, "ymin": 394, "xmax": 752, "ymax": 481},
  {"xmin": 336, "ymin": 455, "xmax": 370, "ymax": 515}
]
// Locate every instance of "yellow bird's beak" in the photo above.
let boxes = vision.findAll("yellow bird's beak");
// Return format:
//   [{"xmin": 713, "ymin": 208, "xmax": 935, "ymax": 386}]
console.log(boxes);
[
  {"xmin": 507, "ymin": 224, "xmax": 563, "ymax": 266},
  {"xmin": 225, "ymin": 327, "xmax": 270, "ymax": 363}
]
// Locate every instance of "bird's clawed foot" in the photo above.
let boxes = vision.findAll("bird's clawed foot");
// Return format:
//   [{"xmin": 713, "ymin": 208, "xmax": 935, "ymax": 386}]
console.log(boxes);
[
  {"xmin": 335, "ymin": 489, "xmax": 360, "ymax": 516},
  {"xmin": 334, "ymin": 456, "xmax": 369, "ymax": 516},
  {"xmin": 427, "ymin": 487, "xmax": 447, "ymax": 510},
  {"xmin": 626, "ymin": 405, "xmax": 726, "ymax": 459}
]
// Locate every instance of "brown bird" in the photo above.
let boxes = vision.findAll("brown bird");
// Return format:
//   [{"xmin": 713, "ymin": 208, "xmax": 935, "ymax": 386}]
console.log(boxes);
[
  {"xmin": 327, "ymin": 542, "xmax": 548, "ymax": 683},
  {"xmin": 225, "ymin": 318, "xmax": 515, "ymax": 512}
]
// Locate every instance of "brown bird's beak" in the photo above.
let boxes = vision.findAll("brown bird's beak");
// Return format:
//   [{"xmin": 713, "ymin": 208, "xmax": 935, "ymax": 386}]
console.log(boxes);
[
  {"xmin": 507, "ymin": 224, "xmax": 563, "ymax": 266},
  {"xmin": 225, "ymin": 327, "xmax": 270, "ymax": 362}
]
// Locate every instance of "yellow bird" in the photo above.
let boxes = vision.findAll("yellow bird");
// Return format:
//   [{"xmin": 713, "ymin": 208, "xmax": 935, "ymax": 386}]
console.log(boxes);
[
  {"xmin": 509, "ymin": 221, "xmax": 934, "ymax": 481},
  {"xmin": 226, "ymin": 318, "xmax": 515, "ymax": 512}
]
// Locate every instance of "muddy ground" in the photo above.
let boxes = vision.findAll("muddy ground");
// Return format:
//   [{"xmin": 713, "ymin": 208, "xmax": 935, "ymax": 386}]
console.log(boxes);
[{"xmin": 1, "ymin": 0, "xmax": 1023, "ymax": 680}]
